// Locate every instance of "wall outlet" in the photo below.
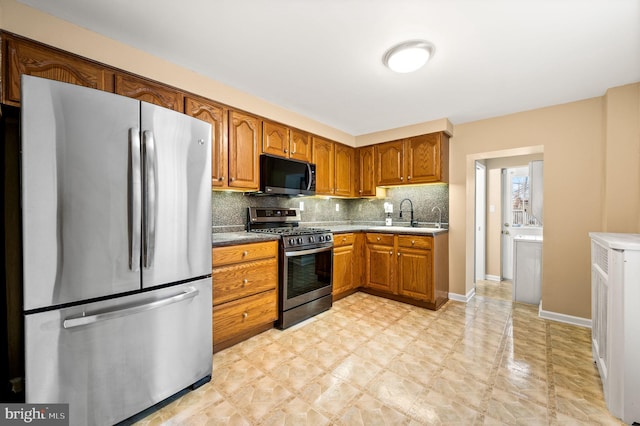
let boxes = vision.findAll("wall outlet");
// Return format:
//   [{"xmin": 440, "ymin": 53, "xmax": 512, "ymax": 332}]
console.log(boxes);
[
  {"xmin": 299, "ymin": 201, "xmax": 304, "ymax": 211},
  {"xmin": 335, "ymin": 203, "xmax": 340, "ymax": 212}
]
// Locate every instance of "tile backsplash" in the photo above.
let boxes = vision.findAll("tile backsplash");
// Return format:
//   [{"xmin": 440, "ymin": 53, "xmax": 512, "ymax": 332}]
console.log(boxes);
[{"xmin": 211, "ymin": 184, "xmax": 448, "ymax": 231}]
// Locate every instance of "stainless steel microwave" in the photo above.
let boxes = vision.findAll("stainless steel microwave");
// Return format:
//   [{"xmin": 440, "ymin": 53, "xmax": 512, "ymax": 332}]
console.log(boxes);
[{"xmin": 259, "ymin": 154, "xmax": 316, "ymax": 196}]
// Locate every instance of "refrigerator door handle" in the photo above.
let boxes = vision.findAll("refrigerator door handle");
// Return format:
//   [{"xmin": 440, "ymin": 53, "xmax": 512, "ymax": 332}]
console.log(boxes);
[
  {"xmin": 143, "ymin": 130, "xmax": 157, "ymax": 269},
  {"xmin": 129, "ymin": 128, "xmax": 142, "ymax": 272},
  {"xmin": 62, "ymin": 287, "xmax": 200, "ymax": 329}
]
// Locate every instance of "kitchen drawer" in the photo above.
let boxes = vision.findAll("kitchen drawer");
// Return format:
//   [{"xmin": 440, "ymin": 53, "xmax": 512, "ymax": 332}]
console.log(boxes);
[
  {"xmin": 334, "ymin": 233, "xmax": 356, "ymax": 247},
  {"xmin": 366, "ymin": 233, "xmax": 394, "ymax": 246},
  {"xmin": 213, "ymin": 289, "xmax": 277, "ymax": 345},
  {"xmin": 213, "ymin": 258, "xmax": 277, "ymax": 305},
  {"xmin": 212, "ymin": 240, "xmax": 278, "ymax": 267},
  {"xmin": 398, "ymin": 235, "xmax": 432, "ymax": 250}
]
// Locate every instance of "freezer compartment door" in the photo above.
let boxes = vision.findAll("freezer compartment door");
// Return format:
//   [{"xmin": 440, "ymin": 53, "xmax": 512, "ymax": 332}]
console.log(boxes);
[
  {"xmin": 140, "ymin": 102, "xmax": 212, "ymax": 288},
  {"xmin": 21, "ymin": 75, "xmax": 142, "ymax": 311},
  {"xmin": 25, "ymin": 278, "xmax": 212, "ymax": 426}
]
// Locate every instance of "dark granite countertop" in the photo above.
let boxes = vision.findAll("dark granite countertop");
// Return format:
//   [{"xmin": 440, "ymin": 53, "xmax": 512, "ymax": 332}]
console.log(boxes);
[{"xmin": 211, "ymin": 224, "xmax": 448, "ymax": 247}]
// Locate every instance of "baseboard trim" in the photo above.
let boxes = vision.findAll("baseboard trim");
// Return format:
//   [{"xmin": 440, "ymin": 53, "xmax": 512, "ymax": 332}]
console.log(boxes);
[
  {"xmin": 448, "ymin": 287, "xmax": 476, "ymax": 303},
  {"xmin": 485, "ymin": 274, "xmax": 501, "ymax": 282},
  {"xmin": 539, "ymin": 305, "xmax": 592, "ymax": 328}
]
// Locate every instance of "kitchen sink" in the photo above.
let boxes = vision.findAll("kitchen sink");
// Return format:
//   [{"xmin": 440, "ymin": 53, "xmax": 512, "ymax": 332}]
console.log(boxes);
[{"xmin": 368, "ymin": 226, "xmax": 447, "ymax": 234}]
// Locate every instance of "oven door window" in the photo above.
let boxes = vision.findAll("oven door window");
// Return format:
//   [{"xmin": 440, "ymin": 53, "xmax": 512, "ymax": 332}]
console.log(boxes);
[{"xmin": 283, "ymin": 247, "xmax": 332, "ymax": 309}]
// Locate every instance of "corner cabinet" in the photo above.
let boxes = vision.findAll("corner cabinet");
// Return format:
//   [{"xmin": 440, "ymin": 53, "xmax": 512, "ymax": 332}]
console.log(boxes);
[
  {"xmin": 375, "ymin": 132, "xmax": 449, "ymax": 186},
  {"xmin": 364, "ymin": 232, "xmax": 448, "ymax": 310},
  {"xmin": 590, "ymin": 233, "xmax": 640, "ymax": 424},
  {"xmin": 212, "ymin": 240, "xmax": 279, "ymax": 352}
]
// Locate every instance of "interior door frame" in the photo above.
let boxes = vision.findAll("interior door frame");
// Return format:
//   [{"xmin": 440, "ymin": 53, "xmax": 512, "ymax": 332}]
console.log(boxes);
[{"xmin": 475, "ymin": 162, "xmax": 486, "ymax": 283}]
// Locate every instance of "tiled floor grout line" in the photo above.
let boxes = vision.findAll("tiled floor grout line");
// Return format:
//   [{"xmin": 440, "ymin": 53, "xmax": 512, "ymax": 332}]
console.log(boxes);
[
  {"xmin": 474, "ymin": 304, "xmax": 512, "ymax": 424},
  {"xmin": 545, "ymin": 320, "xmax": 558, "ymax": 424}
]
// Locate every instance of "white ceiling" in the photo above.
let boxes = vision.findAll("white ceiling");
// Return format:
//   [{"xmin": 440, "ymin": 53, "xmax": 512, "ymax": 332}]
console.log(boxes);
[{"xmin": 19, "ymin": 0, "xmax": 640, "ymax": 135}]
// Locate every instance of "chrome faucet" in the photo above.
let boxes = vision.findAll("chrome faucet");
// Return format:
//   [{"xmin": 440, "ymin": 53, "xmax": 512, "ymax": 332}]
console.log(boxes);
[
  {"xmin": 432, "ymin": 206, "xmax": 442, "ymax": 229},
  {"xmin": 399, "ymin": 198, "xmax": 417, "ymax": 227}
]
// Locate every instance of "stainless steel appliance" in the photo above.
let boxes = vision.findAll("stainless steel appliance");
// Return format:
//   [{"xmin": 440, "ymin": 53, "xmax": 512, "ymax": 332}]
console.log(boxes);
[
  {"xmin": 21, "ymin": 75, "xmax": 213, "ymax": 426},
  {"xmin": 259, "ymin": 154, "xmax": 316, "ymax": 196},
  {"xmin": 247, "ymin": 207, "xmax": 333, "ymax": 328}
]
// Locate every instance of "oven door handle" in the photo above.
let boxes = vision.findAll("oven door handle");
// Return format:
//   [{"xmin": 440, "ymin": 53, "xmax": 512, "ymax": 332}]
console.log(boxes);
[{"xmin": 284, "ymin": 246, "xmax": 333, "ymax": 257}]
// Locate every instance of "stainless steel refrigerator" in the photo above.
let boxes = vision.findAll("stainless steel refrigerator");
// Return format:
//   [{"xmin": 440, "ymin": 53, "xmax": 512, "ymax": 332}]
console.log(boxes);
[{"xmin": 20, "ymin": 75, "xmax": 213, "ymax": 425}]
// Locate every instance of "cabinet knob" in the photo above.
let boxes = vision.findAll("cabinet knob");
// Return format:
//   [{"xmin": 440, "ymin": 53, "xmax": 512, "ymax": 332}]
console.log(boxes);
[
  {"xmin": 242, "ymin": 312, "xmax": 248, "ymax": 319},
  {"xmin": 218, "ymin": 176, "xmax": 224, "ymax": 181},
  {"xmin": 230, "ymin": 177, "xmax": 235, "ymax": 182},
  {"xmin": 359, "ymin": 190, "xmax": 362, "ymax": 194},
  {"xmin": 284, "ymin": 149, "xmax": 288, "ymax": 153},
  {"xmin": 400, "ymin": 176, "xmax": 404, "ymax": 181},
  {"xmin": 377, "ymin": 237, "xmax": 381, "ymax": 241},
  {"xmin": 408, "ymin": 176, "xmax": 411, "ymax": 180},
  {"xmin": 411, "ymin": 240, "xmax": 415, "ymax": 245},
  {"xmin": 242, "ymin": 251, "xmax": 248, "ymax": 257},
  {"xmin": 398, "ymin": 252, "xmax": 401, "ymax": 256},
  {"xmin": 342, "ymin": 237, "xmax": 347, "ymax": 242},
  {"xmin": 242, "ymin": 278, "xmax": 248, "ymax": 286},
  {"xmin": 389, "ymin": 250, "xmax": 393, "ymax": 255}
]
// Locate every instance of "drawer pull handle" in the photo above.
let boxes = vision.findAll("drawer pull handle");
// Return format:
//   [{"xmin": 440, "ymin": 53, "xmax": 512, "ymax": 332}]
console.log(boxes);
[{"xmin": 242, "ymin": 312, "xmax": 248, "ymax": 319}]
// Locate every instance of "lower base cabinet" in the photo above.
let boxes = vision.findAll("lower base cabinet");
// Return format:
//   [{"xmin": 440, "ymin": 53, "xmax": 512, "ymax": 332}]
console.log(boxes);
[
  {"xmin": 212, "ymin": 241, "xmax": 278, "ymax": 352},
  {"xmin": 332, "ymin": 233, "xmax": 362, "ymax": 300}
]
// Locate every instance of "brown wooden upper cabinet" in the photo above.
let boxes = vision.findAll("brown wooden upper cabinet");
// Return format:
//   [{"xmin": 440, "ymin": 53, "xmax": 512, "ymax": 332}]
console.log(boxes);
[
  {"xmin": 334, "ymin": 143, "xmax": 356, "ymax": 197},
  {"xmin": 185, "ymin": 96, "xmax": 228, "ymax": 189},
  {"xmin": 1, "ymin": 32, "xmax": 115, "ymax": 106},
  {"xmin": 114, "ymin": 73, "xmax": 183, "ymax": 112},
  {"xmin": 262, "ymin": 121, "xmax": 312, "ymax": 163},
  {"xmin": 375, "ymin": 132, "xmax": 449, "ymax": 186},
  {"xmin": 312, "ymin": 136, "xmax": 335, "ymax": 195},
  {"xmin": 312, "ymin": 137, "xmax": 356, "ymax": 197},
  {"xmin": 357, "ymin": 146, "xmax": 376, "ymax": 197},
  {"xmin": 228, "ymin": 110, "xmax": 260, "ymax": 190}
]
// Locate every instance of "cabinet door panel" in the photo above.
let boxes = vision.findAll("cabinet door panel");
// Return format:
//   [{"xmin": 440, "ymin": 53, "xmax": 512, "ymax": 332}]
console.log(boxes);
[
  {"xmin": 366, "ymin": 244, "xmax": 395, "ymax": 293},
  {"xmin": 185, "ymin": 97, "xmax": 228, "ymax": 188},
  {"xmin": 335, "ymin": 143, "xmax": 355, "ymax": 197},
  {"xmin": 115, "ymin": 73, "xmax": 183, "ymax": 111},
  {"xmin": 312, "ymin": 137, "xmax": 335, "ymax": 195},
  {"xmin": 397, "ymin": 247, "xmax": 433, "ymax": 301},
  {"xmin": 358, "ymin": 146, "xmax": 376, "ymax": 196},
  {"xmin": 228, "ymin": 111, "xmax": 260, "ymax": 189},
  {"xmin": 262, "ymin": 121, "xmax": 289, "ymax": 157},
  {"xmin": 333, "ymin": 245, "xmax": 354, "ymax": 295},
  {"xmin": 375, "ymin": 141, "xmax": 403, "ymax": 186},
  {"xmin": 290, "ymin": 129, "xmax": 312, "ymax": 162},
  {"xmin": 4, "ymin": 36, "xmax": 114, "ymax": 105},
  {"xmin": 405, "ymin": 133, "xmax": 440, "ymax": 183}
]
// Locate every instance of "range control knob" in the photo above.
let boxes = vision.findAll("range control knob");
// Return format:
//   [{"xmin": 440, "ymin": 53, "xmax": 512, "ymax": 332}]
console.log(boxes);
[
  {"xmin": 318, "ymin": 235, "xmax": 325, "ymax": 242},
  {"xmin": 325, "ymin": 234, "xmax": 332, "ymax": 241},
  {"xmin": 296, "ymin": 237, "xmax": 303, "ymax": 244},
  {"xmin": 309, "ymin": 236, "xmax": 315, "ymax": 243},
  {"xmin": 288, "ymin": 238, "xmax": 295, "ymax": 245}
]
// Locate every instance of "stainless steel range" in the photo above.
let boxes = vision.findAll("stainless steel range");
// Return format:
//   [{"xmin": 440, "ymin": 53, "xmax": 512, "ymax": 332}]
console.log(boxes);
[{"xmin": 248, "ymin": 207, "xmax": 333, "ymax": 329}]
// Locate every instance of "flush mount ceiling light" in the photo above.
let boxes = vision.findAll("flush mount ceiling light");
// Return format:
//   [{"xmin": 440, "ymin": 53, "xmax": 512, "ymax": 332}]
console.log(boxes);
[{"xmin": 383, "ymin": 40, "xmax": 435, "ymax": 73}]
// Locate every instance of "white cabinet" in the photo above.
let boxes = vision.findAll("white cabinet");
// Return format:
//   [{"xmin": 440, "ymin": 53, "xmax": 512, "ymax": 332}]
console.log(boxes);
[
  {"xmin": 590, "ymin": 233, "xmax": 640, "ymax": 424},
  {"xmin": 513, "ymin": 235, "xmax": 542, "ymax": 304}
]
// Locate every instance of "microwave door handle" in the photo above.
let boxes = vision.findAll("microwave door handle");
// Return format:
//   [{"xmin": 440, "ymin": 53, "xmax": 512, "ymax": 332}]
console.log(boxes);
[{"xmin": 306, "ymin": 163, "xmax": 313, "ymax": 192}]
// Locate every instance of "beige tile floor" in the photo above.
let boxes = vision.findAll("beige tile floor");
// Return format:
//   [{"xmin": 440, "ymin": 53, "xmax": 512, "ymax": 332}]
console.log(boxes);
[{"xmin": 134, "ymin": 280, "xmax": 624, "ymax": 425}]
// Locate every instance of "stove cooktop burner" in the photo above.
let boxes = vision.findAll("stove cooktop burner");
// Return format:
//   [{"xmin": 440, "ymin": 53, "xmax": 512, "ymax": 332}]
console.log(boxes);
[{"xmin": 251, "ymin": 227, "xmax": 330, "ymax": 236}]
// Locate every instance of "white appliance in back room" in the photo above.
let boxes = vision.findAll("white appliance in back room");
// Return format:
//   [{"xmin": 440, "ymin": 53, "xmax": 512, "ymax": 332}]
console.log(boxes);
[{"xmin": 20, "ymin": 76, "xmax": 213, "ymax": 425}]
